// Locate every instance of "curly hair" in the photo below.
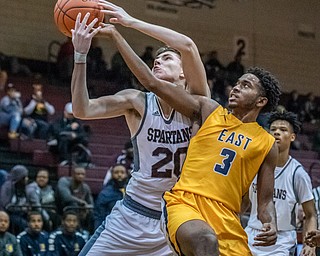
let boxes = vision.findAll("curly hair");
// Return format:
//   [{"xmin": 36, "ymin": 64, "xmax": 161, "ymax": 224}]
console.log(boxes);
[
  {"xmin": 155, "ymin": 46, "xmax": 181, "ymax": 57},
  {"xmin": 268, "ymin": 110, "xmax": 301, "ymax": 134},
  {"xmin": 246, "ymin": 67, "xmax": 281, "ymax": 112}
]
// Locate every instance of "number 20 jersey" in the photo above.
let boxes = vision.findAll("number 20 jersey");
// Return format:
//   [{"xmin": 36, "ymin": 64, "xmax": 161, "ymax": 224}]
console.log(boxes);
[
  {"xmin": 126, "ymin": 92, "xmax": 192, "ymax": 211},
  {"xmin": 172, "ymin": 106, "xmax": 275, "ymax": 213}
]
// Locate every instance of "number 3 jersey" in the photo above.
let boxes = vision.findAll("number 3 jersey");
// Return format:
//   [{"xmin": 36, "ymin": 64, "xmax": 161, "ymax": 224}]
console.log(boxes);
[
  {"xmin": 126, "ymin": 92, "xmax": 192, "ymax": 211},
  {"xmin": 172, "ymin": 105, "xmax": 275, "ymax": 213}
]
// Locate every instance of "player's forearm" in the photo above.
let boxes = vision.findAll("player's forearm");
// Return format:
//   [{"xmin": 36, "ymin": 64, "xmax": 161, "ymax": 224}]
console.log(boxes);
[
  {"xmin": 257, "ymin": 200, "xmax": 277, "ymax": 228},
  {"xmin": 128, "ymin": 18, "xmax": 194, "ymax": 54},
  {"xmin": 71, "ymin": 64, "xmax": 90, "ymax": 118},
  {"xmin": 111, "ymin": 28, "xmax": 156, "ymax": 90}
]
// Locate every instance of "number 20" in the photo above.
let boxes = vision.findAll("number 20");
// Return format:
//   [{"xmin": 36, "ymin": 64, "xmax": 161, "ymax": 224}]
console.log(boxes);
[{"xmin": 214, "ymin": 148, "xmax": 236, "ymax": 176}]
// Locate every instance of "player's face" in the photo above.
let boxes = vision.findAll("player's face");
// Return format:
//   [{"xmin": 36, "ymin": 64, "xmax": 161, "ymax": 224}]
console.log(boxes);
[
  {"xmin": 63, "ymin": 214, "xmax": 78, "ymax": 233},
  {"xmin": 73, "ymin": 167, "xmax": 86, "ymax": 183},
  {"xmin": 152, "ymin": 51, "xmax": 183, "ymax": 83},
  {"xmin": 228, "ymin": 74, "xmax": 266, "ymax": 110},
  {"xmin": 36, "ymin": 170, "xmax": 49, "ymax": 188},
  {"xmin": 0, "ymin": 212, "xmax": 9, "ymax": 233},
  {"xmin": 269, "ymin": 120, "xmax": 295, "ymax": 152},
  {"xmin": 28, "ymin": 214, "xmax": 43, "ymax": 232}
]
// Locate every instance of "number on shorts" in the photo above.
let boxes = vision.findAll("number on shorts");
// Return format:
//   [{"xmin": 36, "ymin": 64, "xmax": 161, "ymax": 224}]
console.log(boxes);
[
  {"xmin": 214, "ymin": 148, "xmax": 236, "ymax": 176},
  {"xmin": 151, "ymin": 147, "xmax": 188, "ymax": 178}
]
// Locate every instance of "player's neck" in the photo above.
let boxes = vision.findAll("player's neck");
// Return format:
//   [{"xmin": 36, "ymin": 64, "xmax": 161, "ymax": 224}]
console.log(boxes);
[
  {"xmin": 157, "ymin": 97, "xmax": 173, "ymax": 118},
  {"xmin": 232, "ymin": 108, "xmax": 259, "ymax": 123},
  {"xmin": 277, "ymin": 149, "xmax": 290, "ymax": 167}
]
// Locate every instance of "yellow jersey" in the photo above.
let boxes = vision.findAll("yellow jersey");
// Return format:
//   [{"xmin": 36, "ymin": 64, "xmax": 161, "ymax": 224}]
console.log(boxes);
[{"xmin": 173, "ymin": 106, "xmax": 275, "ymax": 213}]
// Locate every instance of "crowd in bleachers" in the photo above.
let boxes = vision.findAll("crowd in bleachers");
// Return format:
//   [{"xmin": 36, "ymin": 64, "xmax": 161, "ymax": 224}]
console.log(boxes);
[{"xmin": 0, "ymin": 41, "xmax": 320, "ymax": 255}]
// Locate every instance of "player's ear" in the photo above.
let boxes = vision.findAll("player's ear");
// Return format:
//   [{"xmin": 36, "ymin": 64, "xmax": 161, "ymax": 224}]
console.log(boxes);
[
  {"xmin": 256, "ymin": 96, "xmax": 268, "ymax": 108},
  {"xmin": 290, "ymin": 133, "xmax": 296, "ymax": 142}
]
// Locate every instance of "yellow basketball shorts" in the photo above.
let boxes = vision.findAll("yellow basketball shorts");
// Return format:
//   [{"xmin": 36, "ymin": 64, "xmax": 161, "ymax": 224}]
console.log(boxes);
[{"xmin": 162, "ymin": 190, "xmax": 252, "ymax": 256}]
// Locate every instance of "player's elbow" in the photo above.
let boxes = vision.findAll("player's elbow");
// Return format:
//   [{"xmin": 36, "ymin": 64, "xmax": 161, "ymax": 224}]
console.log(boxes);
[{"xmin": 178, "ymin": 36, "xmax": 197, "ymax": 54}]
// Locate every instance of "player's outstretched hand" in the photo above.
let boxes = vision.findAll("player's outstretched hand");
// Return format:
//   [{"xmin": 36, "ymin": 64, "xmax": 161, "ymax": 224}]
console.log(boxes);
[
  {"xmin": 97, "ymin": 23, "xmax": 117, "ymax": 39},
  {"xmin": 305, "ymin": 230, "xmax": 320, "ymax": 248},
  {"xmin": 71, "ymin": 12, "xmax": 101, "ymax": 55},
  {"xmin": 300, "ymin": 244, "xmax": 316, "ymax": 256},
  {"xmin": 98, "ymin": 0, "xmax": 136, "ymax": 27},
  {"xmin": 252, "ymin": 223, "xmax": 277, "ymax": 246}
]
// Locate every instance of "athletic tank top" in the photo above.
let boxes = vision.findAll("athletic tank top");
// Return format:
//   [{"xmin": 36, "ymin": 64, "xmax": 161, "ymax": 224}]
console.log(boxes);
[
  {"xmin": 126, "ymin": 92, "xmax": 192, "ymax": 211},
  {"xmin": 248, "ymin": 157, "xmax": 311, "ymax": 231},
  {"xmin": 172, "ymin": 106, "xmax": 275, "ymax": 213}
]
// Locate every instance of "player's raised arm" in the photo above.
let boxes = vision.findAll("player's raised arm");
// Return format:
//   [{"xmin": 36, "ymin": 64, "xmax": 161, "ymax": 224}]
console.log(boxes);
[
  {"xmin": 71, "ymin": 13, "xmax": 142, "ymax": 120},
  {"xmin": 98, "ymin": 23, "xmax": 201, "ymax": 121},
  {"xmin": 253, "ymin": 142, "xmax": 278, "ymax": 247},
  {"xmin": 98, "ymin": 0, "xmax": 210, "ymax": 97}
]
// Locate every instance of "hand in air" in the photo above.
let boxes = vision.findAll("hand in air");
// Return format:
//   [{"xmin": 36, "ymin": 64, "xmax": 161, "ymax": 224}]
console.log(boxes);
[
  {"xmin": 305, "ymin": 230, "xmax": 320, "ymax": 248},
  {"xmin": 253, "ymin": 223, "xmax": 277, "ymax": 247},
  {"xmin": 98, "ymin": 0, "xmax": 136, "ymax": 27},
  {"xmin": 71, "ymin": 12, "xmax": 101, "ymax": 54},
  {"xmin": 97, "ymin": 23, "xmax": 117, "ymax": 39}
]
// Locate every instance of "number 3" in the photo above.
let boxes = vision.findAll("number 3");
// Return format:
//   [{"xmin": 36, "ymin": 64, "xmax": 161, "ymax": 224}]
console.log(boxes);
[{"xmin": 214, "ymin": 148, "xmax": 236, "ymax": 176}]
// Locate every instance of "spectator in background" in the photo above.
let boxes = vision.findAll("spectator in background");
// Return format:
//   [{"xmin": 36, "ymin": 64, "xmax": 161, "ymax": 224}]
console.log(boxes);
[
  {"xmin": 286, "ymin": 90, "xmax": 301, "ymax": 116},
  {"xmin": 0, "ymin": 165, "xmax": 29, "ymax": 235},
  {"xmin": 87, "ymin": 39, "xmax": 108, "ymax": 80},
  {"xmin": 0, "ymin": 83, "xmax": 23, "ymax": 139},
  {"xmin": 204, "ymin": 50, "xmax": 224, "ymax": 82},
  {"xmin": 140, "ymin": 46, "xmax": 154, "ymax": 69},
  {"xmin": 226, "ymin": 53, "xmax": 245, "ymax": 85},
  {"xmin": 110, "ymin": 51, "xmax": 132, "ymax": 89},
  {"xmin": 48, "ymin": 211, "xmax": 85, "ymax": 256},
  {"xmin": 16, "ymin": 211, "xmax": 49, "ymax": 256},
  {"xmin": 55, "ymin": 165, "xmax": 94, "ymax": 233},
  {"xmin": 94, "ymin": 164, "xmax": 127, "ymax": 229},
  {"xmin": 57, "ymin": 37, "xmax": 74, "ymax": 83},
  {"xmin": 48, "ymin": 102, "xmax": 90, "ymax": 166},
  {"xmin": 26, "ymin": 168, "xmax": 58, "ymax": 232},
  {"xmin": 116, "ymin": 140, "xmax": 134, "ymax": 176},
  {"xmin": 21, "ymin": 83, "xmax": 55, "ymax": 139},
  {"xmin": 0, "ymin": 211, "xmax": 22, "ymax": 256},
  {"xmin": 302, "ymin": 92, "xmax": 319, "ymax": 124},
  {"xmin": 244, "ymin": 111, "xmax": 316, "ymax": 255}
]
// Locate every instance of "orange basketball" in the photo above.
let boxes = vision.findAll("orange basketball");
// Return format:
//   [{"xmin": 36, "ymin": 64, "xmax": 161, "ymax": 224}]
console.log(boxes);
[{"xmin": 54, "ymin": 0, "xmax": 104, "ymax": 37}]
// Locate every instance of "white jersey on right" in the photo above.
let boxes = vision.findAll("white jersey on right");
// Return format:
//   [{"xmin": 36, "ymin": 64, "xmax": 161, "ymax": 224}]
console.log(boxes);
[
  {"xmin": 245, "ymin": 156, "xmax": 313, "ymax": 255},
  {"xmin": 126, "ymin": 92, "xmax": 192, "ymax": 211},
  {"xmin": 247, "ymin": 156, "xmax": 313, "ymax": 231}
]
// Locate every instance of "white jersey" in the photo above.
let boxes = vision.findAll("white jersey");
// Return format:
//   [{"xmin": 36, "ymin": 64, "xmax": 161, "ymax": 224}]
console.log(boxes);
[
  {"xmin": 247, "ymin": 156, "xmax": 313, "ymax": 231},
  {"xmin": 126, "ymin": 92, "xmax": 192, "ymax": 211}
]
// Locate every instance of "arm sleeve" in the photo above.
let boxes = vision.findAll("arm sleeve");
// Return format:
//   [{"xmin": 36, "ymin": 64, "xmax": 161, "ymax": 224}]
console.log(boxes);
[
  {"xmin": 44, "ymin": 101, "xmax": 55, "ymax": 115},
  {"xmin": 13, "ymin": 238, "xmax": 23, "ymax": 256},
  {"xmin": 23, "ymin": 99, "xmax": 37, "ymax": 115},
  {"xmin": 294, "ymin": 167, "xmax": 314, "ymax": 204}
]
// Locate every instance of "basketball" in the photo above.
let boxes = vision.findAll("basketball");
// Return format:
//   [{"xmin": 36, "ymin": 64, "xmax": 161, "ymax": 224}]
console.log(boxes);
[{"xmin": 54, "ymin": 0, "xmax": 104, "ymax": 37}]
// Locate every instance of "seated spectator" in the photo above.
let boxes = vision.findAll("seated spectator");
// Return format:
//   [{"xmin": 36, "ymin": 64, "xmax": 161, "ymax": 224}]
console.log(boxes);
[
  {"xmin": 301, "ymin": 92, "xmax": 319, "ymax": 124},
  {"xmin": 116, "ymin": 140, "xmax": 134, "ymax": 175},
  {"xmin": 94, "ymin": 164, "xmax": 128, "ymax": 229},
  {"xmin": 16, "ymin": 211, "xmax": 49, "ymax": 256},
  {"xmin": 226, "ymin": 53, "xmax": 245, "ymax": 85},
  {"xmin": 21, "ymin": 83, "xmax": 55, "ymax": 139},
  {"xmin": 0, "ymin": 211, "xmax": 22, "ymax": 256},
  {"xmin": 56, "ymin": 37, "xmax": 74, "ymax": 83},
  {"xmin": 48, "ymin": 211, "xmax": 85, "ymax": 256},
  {"xmin": 286, "ymin": 90, "xmax": 301, "ymax": 116},
  {"xmin": 110, "ymin": 51, "xmax": 132, "ymax": 89},
  {"xmin": 26, "ymin": 169, "xmax": 59, "ymax": 232},
  {"xmin": 0, "ymin": 165, "xmax": 29, "ymax": 235},
  {"xmin": 0, "ymin": 169, "xmax": 8, "ymax": 189},
  {"xmin": 87, "ymin": 39, "xmax": 108, "ymax": 80},
  {"xmin": 48, "ymin": 102, "xmax": 90, "ymax": 166},
  {"xmin": 140, "ymin": 46, "xmax": 154, "ymax": 69},
  {"xmin": 0, "ymin": 83, "xmax": 23, "ymax": 139},
  {"xmin": 55, "ymin": 165, "xmax": 94, "ymax": 233},
  {"xmin": 204, "ymin": 50, "xmax": 224, "ymax": 81}
]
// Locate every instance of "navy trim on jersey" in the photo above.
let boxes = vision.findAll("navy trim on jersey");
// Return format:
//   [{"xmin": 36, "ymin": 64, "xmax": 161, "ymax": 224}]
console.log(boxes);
[
  {"xmin": 290, "ymin": 164, "xmax": 302, "ymax": 228},
  {"xmin": 155, "ymin": 95, "xmax": 175, "ymax": 124},
  {"xmin": 131, "ymin": 92, "xmax": 148, "ymax": 172},
  {"xmin": 123, "ymin": 194, "xmax": 162, "ymax": 219},
  {"xmin": 275, "ymin": 157, "xmax": 293, "ymax": 180}
]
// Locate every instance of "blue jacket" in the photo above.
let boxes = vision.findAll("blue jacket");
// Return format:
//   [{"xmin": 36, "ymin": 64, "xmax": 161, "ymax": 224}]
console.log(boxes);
[
  {"xmin": 93, "ymin": 179, "xmax": 124, "ymax": 229},
  {"xmin": 48, "ymin": 230, "xmax": 85, "ymax": 256},
  {"xmin": 17, "ymin": 229, "xmax": 49, "ymax": 256}
]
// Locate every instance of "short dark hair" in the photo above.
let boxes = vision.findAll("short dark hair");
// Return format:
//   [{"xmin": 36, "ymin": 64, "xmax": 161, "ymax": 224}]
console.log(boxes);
[
  {"xmin": 268, "ymin": 110, "xmax": 301, "ymax": 134},
  {"xmin": 246, "ymin": 67, "xmax": 281, "ymax": 112},
  {"xmin": 62, "ymin": 210, "xmax": 78, "ymax": 220},
  {"xmin": 155, "ymin": 46, "xmax": 181, "ymax": 57},
  {"xmin": 27, "ymin": 211, "xmax": 42, "ymax": 222}
]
